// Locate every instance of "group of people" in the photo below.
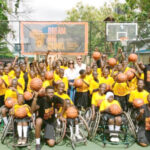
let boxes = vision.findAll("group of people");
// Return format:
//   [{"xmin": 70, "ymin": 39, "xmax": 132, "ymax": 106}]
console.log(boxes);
[{"xmin": 0, "ymin": 49, "xmax": 150, "ymax": 150}]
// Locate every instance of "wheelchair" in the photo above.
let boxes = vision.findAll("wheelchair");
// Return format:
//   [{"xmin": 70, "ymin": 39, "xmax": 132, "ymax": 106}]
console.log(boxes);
[
  {"xmin": 83, "ymin": 107, "xmax": 101, "ymax": 140},
  {"xmin": 1, "ymin": 115, "xmax": 34, "ymax": 150},
  {"xmin": 128, "ymin": 105, "xmax": 140, "ymax": 133},
  {"xmin": 88, "ymin": 110, "xmax": 136, "ymax": 147},
  {"xmin": 55, "ymin": 117, "xmax": 67, "ymax": 144},
  {"xmin": 65, "ymin": 114, "xmax": 89, "ymax": 150}
]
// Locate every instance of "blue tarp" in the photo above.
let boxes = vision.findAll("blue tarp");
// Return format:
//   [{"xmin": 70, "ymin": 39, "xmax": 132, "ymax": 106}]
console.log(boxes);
[{"xmin": 136, "ymin": 49, "xmax": 150, "ymax": 53}]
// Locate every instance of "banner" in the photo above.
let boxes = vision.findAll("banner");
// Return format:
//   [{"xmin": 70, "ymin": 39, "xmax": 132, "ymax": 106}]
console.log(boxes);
[{"xmin": 20, "ymin": 22, "xmax": 88, "ymax": 55}]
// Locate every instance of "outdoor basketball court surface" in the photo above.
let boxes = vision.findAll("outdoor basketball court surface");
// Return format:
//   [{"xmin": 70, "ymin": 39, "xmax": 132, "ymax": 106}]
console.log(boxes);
[{"xmin": 0, "ymin": 140, "xmax": 149, "ymax": 150}]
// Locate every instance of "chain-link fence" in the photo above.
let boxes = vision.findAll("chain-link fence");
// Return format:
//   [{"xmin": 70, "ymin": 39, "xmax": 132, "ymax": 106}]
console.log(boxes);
[{"xmin": 0, "ymin": 21, "xmax": 150, "ymax": 64}]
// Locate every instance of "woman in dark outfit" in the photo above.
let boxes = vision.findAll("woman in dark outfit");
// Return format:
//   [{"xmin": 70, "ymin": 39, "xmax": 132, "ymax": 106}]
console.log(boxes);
[{"xmin": 137, "ymin": 94, "xmax": 150, "ymax": 147}]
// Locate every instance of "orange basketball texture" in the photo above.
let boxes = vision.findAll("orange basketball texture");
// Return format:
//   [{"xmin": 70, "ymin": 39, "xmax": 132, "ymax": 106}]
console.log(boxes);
[
  {"xmin": 24, "ymin": 91, "xmax": 33, "ymax": 101},
  {"xmin": 108, "ymin": 58, "xmax": 117, "ymax": 67},
  {"xmin": 74, "ymin": 79, "xmax": 83, "ymax": 88},
  {"xmin": 38, "ymin": 88, "xmax": 45, "ymax": 97},
  {"xmin": 15, "ymin": 107, "xmax": 27, "ymax": 118},
  {"xmin": 133, "ymin": 99, "xmax": 144, "ymax": 108},
  {"xmin": 97, "ymin": 99, "xmax": 103, "ymax": 107},
  {"xmin": 0, "ymin": 78, "xmax": 3, "ymax": 86},
  {"xmin": 30, "ymin": 78, "xmax": 43, "ymax": 91},
  {"xmin": 128, "ymin": 54, "xmax": 138, "ymax": 62},
  {"xmin": 109, "ymin": 104, "xmax": 122, "ymax": 115},
  {"xmin": 45, "ymin": 71, "xmax": 54, "ymax": 80},
  {"xmin": 5, "ymin": 98, "xmax": 16, "ymax": 108},
  {"xmin": 117, "ymin": 73, "xmax": 127, "ymax": 83},
  {"xmin": 92, "ymin": 52, "xmax": 101, "ymax": 60},
  {"xmin": 66, "ymin": 106, "xmax": 78, "ymax": 119},
  {"xmin": 125, "ymin": 70, "xmax": 135, "ymax": 80}
]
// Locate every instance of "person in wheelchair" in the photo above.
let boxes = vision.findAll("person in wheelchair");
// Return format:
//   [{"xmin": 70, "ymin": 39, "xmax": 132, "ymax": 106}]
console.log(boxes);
[
  {"xmin": 129, "ymin": 79, "xmax": 149, "ymax": 105},
  {"xmin": 100, "ymin": 92, "xmax": 123, "ymax": 142},
  {"xmin": 91, "ymin": 83, "xmax": 107, "ymax": 119},
  {"xmin": 31, "ymin": 86, "xmax": 66, "ymax": 150},
  {"xmin": 65, "ymin": 99, "xmax": 82, "ymax": 141},
  {"xmin": 2, "ymin": 79, "xmax": 23, "ymax": 125},
  {"xmin": 11, "ymin": 94, "xmax": 32, "ymax": 145},
  {"xmin": 136, "ymin": 94, "xmax": 150, "ymax": 147}
]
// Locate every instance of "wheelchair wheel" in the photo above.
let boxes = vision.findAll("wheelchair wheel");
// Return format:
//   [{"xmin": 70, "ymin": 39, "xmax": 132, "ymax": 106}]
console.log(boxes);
[
  {"xmin": 55, "ymin": 118, "xmax": 66, "ymax": 144},
  {"xmin": 1, "ymin": 116, "xmax": 13, "ymax": 144},
  {"xmin": 89, "ymin": 111, "xmax": 101, "ymax": 140},
  {"xmin": 123, "ymin": 111, "xmax": 136, "ymax": 138},
  {"xmin": 78, "ymin": 115, "xmax": 90, "ymax": 138},
  {"xmin": 83, "ymin": 107, "xmax": 92, "ymax": 126}
]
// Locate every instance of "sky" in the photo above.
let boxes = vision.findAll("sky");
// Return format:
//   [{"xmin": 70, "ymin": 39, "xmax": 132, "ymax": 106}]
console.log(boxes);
[{"xmin": 24, "ymin": 0, "xmax": 126, "ymax": 21}]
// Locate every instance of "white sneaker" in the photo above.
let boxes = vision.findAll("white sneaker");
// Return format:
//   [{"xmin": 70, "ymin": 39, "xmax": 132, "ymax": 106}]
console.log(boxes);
[
  {"xmin": 70, "ymin": 135, "xmax": 76, "ymax": 141},
  {"xmin": 75, "ymin": 134, "xmax": 83, "ymax": 140},
  {"xmin": 110, "ymin": 137, "xmax": 116, "ymax": 142},
  {"xmin": 114, "ymin": 137, "xmax": 119, "ymax": 142}
]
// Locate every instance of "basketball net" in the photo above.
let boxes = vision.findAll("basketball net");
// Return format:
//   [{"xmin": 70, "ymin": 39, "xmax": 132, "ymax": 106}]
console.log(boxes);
[{"xmin": 119, "ymin": 37, "xmax": 128, "ymax": 47}]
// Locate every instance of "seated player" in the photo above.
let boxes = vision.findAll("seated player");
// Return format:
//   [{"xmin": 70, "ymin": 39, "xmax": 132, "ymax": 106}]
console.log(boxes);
[
  {"xmin": 129, "ymin": 79, "xmax": 149, "ymax": 105},
  {"xmin": 2, "ymin": 79, "xmax": 21, "ymax": 125},
  {"xmin": 137, "ymin": 94, "xmax": 150, "ymax": 147},
  {"xmin": 31, "ymin": 86, "xmax": 66, "ymax": 150},
  {"xmin": 100, "ymin": 92, "xmax": 122, "ymax": 142},
  {"xmin": 91, "ymin": 83, "xmax": 107, "ymax": 119},
  {"xmin": 11, "ymin": 94, "xmax": 32, "ymax": 145},
  {"xmin": 65, "ymin": 99, "xmax": 82, "ymax": 141}
]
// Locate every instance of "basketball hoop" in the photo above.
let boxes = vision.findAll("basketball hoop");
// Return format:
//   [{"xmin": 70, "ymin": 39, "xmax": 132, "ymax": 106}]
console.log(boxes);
[{"xmin": 119, "ymin": 37, "xmax": 128, "ymax": 47}]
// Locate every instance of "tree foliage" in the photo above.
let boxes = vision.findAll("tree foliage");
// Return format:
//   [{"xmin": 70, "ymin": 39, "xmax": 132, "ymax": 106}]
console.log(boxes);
[
  {"xmin": 66, "ymin": 0, "xmax": 150, "ymax": 55},
  {"xmin": 66, "ymin": 2, "xmax": 116, "ymax": 54},
  {"xmin": 0, "ymin": 0, "xmax": 14, "ymax": 57}
]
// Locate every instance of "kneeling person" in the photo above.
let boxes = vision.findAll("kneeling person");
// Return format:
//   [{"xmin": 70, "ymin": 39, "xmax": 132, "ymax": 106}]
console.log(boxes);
[{"xmin": 31, "ymin": 86, "xmax": 66, "ymax": 150}]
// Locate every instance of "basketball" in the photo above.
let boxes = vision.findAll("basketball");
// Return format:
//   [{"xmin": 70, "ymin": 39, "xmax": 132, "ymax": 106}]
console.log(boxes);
[
  {"xmin": 0, "ymin": 78, "xmax": 3, "ymax": 86},
  {"xmin": 117, "ymin": 73, "xmax": 127, "ymax": 83},
  {"xmin": 109, "ymin": 104, "xmax": 122, "ymax": 115},
  {"xmin": 30, "ymin": 78, "xmax": 43, "ymax": 91},
  {"xmin": 38, "ymin": 88, "xmax": 45, "ymax": 97},
  {"xmin": 97, "ymin": 99, "xmax": 103, "ymax": 107},
  {"xmin": 128, "ymin": 54, "xmax": 138, "ymax": 62},
  {"xmin": 24, "ymin": 91, "xmax": 33, "ymax": 101},
  {"xmin": 66, "ymin": 106, "xmax": 78, "ymax": 119},
  {"xmin": 15, "ymin": 107, "xmax": 27, "ymax": 118},
  {"xmin": 92, "ymin": 51, "xmax": 101, "ymax": 60},
  {"xmin": 133, "ymin": 99, "xmax": 144, "ymax": 108},
  {"xmin": 5, "ymin": 98, "xmax": 16, "ymax": 108},
  {"xmin": 108, "ymin": 58, "xmax": 117, "ymax": 67},
  {"xmin": 74, "ymin": 78, "xmax": 83, "ymax": 88},
  {"xmin": 125, "ymin": 70, "xmax": 135, "ymax": 80},
  {"xmin": 45, "ymin": 71, "xmax": 54, "ymax": 80}
]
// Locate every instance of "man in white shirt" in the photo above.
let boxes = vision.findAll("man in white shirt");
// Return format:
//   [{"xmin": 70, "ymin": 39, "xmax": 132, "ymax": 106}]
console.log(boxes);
[{"xmin": 75, "ymin": 55, "xmax": 86, "ymax": 77}]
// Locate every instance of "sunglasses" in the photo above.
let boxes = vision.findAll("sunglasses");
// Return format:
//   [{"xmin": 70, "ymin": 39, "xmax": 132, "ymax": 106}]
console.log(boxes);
[
  {"xmin": 69, "ymin": 62, "xmax": 74, "ymax": 64},
  {"xmin": 77, "ymin": 58, "xmax": 82, "ymax": 60}
]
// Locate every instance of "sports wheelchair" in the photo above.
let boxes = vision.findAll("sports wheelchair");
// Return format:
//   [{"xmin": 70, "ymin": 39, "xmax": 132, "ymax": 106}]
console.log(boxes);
[
  {"xmin": 65, "ymin": 114, "xmax": 89, "ymax": 150},
  {"xmin": 1, "ymin": 115, "xmax": 34, "ymax": 150},
  {"xmin": 84, "ymin": 107, "xmax": 136, "ymax": 147}
]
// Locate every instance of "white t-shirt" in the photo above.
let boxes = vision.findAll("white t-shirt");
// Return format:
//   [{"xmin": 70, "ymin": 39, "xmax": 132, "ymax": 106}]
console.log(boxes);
[
  {"xmin": 75, "ymin": 63, "xmax": 86, "ymax": 77},
  {"xmin": 64, "ymin": 68, "xmax": 78, "ymax": 80}
]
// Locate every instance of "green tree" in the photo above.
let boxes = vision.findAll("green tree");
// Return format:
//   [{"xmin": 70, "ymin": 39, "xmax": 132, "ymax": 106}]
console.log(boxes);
[
  {"xmin": 114, "ymin": 0, "xmax": 150, "ymax": 51},
  {"xmin": 0, "ymin": 0, "xmax": 13, "ymax": 57},
  {"xmin": 65, "ymin": 2, "xmax": 116, "ymax": 56}
]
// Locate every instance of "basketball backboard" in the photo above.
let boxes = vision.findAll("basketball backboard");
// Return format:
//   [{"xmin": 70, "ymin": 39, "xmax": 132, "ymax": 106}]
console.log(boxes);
[{"xmin": 106, "ymin": 23, "xmax": 138, "ymax": 42}]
